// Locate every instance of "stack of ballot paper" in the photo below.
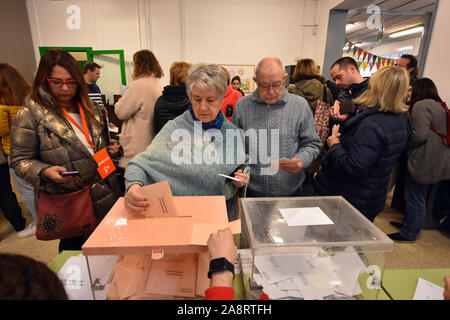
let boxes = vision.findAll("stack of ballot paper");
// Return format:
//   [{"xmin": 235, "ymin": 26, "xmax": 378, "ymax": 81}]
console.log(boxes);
[
  {"xmin": 107, "ymin": 252, "xmax": 210, "ymax": 300},
  {"xmin": 249, "ymin": 247, "xmax": 368, "ymax": 300}
]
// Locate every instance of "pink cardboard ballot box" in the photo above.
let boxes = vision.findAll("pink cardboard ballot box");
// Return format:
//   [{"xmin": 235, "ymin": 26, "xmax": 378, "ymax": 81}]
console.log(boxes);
[
  {"xmin": 82, "ymin": 195, "xmax": 240, "ymax": 256},
  {"xmin": 81, "ymin": 182, "xmax": 241, "ymax": 299}
]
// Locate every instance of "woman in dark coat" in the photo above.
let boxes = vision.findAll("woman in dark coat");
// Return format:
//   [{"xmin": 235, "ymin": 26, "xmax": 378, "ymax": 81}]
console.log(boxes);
[
  {"xmin": 153, "ymin": 61, "xmax": 192, "ymax": 134},
  {"xmin": 313, "ymin": 67, "xmax": 409, "ymax": 222}
]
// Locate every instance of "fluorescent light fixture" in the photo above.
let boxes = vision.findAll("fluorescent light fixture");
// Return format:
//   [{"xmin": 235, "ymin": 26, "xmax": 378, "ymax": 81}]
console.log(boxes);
[
  {"xmin": 389, "ymin": 26, "xmax": 424, "ymax": 38},
  {"xmin": 346, "ymin": 23, "xmax": 355, "ymax": 31},
  {"xmin": 343, "ymin": 46, "xmax": 349, "ymax": 51},
  {"xmin": 397, "ymin": 46, "xmax": 413, "ymax": 51}
]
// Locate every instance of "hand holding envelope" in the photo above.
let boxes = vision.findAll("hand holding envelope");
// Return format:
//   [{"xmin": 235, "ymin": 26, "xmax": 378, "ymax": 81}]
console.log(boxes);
[
  {"xmin": 124, "ymin": 184, "xmax": 150, "ymax": 215},
  {"xmin": 124, "ymin": 181, "xmax": 178, "ymax": 218}
]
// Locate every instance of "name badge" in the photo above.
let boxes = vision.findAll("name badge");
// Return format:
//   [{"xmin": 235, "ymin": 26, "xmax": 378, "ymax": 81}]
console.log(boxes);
[{"xmin": 93, "ymin": 148, "xmax": 116, "ymax": 179}]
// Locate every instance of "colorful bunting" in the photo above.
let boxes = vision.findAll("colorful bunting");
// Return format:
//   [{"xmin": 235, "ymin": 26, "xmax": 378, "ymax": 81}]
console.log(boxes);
[
  {"xmin": 357, "ymin": 48, "xmax": 363, "ymax": 59},
  {"xmin": 344, "ymin": 39, "xmax": 403, "ymax": 73},
  {"xmin": 362, "ymin": 51, "xmax": 368, "ymax": 62},
  {"xmin": 347, "ymin": 42, "xmax": 353, "ymax": 54},
  {"xmin": 372, "ymin": 55, "xmax": 378, "ymax": 64}
]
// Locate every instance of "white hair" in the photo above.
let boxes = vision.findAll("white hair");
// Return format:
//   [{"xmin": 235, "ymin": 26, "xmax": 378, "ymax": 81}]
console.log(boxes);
[{"xmin": 185, "ymin": 63, "xmax": 228, "ymax": 100}]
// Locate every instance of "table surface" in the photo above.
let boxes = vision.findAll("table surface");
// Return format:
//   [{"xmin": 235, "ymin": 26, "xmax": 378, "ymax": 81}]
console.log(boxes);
[{"xmin": 381, "ymin": 268, "xmax": 450, "ymax": 300}]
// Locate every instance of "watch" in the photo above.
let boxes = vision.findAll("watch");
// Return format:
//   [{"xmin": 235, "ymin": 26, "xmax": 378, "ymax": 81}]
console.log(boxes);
[{"xmin": 207, "ymin": 257, "xmax": 235, "ymax": 279}]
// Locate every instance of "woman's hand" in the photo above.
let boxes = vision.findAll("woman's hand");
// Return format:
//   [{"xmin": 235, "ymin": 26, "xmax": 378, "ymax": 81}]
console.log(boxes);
[
  {"xmin": 124, "ymin": 184, "xmax": 150, "ymax": 215},
  {"xmin": 232, "ymin": 170, "xmax": 249, "ymax": 188},
  {"xmin": 43, "ymin": 166, "xmax": 76, "ymax": 184},
  {"xmin": 330, "ymin": 101, "xmax": 349, "ymax": 122},
  {"xmin": 207, "ymin": 228, "xmax": 237, "ymax": 288},
  {"xmin": 207, "ymin": 228, "xmax": 237, "ymax": 264},
  {"xmin": 107, "ymin": 139, "xmax": 120, "ymax": 157},
  {"xmin": 327, "ymin": 124, "xmax": 341, "ymax": 148}
]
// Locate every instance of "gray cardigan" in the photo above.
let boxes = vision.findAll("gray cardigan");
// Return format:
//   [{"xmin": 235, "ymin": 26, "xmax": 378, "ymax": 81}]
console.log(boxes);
[
  {"xmin": 232, "ymin": 89, "xmax": 321, "ymax": 196},
  {"xmin": 407, "ymin": 99, "xmax": 450, "ymax": 184}
]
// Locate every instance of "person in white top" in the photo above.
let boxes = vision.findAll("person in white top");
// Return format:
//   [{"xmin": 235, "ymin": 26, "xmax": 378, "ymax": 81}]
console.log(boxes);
[{"xmin": 114, "ymin": 50, "xmax": 163, "ymax": 168}]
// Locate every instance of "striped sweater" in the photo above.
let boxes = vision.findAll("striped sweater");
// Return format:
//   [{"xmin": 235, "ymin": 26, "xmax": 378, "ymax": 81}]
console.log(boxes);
[{"xmin": 232, "ymin": 89, "xmax": 321, "ymax": 196}]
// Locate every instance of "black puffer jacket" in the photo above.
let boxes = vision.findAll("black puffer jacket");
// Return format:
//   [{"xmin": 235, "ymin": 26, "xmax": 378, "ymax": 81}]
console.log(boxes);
[
  {"xmin": 153, "ymin": 85, "xmax": 191, "ymax": 135},
  {"xmin": 314, "ymin": 105, "xmax": 407, "ymax": 222}
]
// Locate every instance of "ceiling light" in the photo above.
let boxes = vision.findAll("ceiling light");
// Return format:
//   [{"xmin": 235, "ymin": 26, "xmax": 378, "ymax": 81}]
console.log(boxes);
[
  {"xmin": 346, "ymin": 23, "xmax": 355, "ymax": 31},
  {"xmin": 397, "ymin": 46, "xmax": 413, "ymax": 51},
  {"xmin": 389, "ymin": 26, "xmax": 424, "ymax": 38}
]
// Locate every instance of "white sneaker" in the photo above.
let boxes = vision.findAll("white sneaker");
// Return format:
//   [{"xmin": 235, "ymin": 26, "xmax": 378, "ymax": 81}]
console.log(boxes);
[{"xmin": 17, "ymin": 223, "xmax": 36, "ymax": 239}]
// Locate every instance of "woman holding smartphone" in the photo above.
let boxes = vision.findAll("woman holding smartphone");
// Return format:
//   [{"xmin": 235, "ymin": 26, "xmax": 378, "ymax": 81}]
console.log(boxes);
[
  {"xmin": 313, "ymin": 67, "xmax": 409, "ymax": 223},
  {"xmin": 10, "ymin": 49, "xmax": 122, "ymax": 251}
]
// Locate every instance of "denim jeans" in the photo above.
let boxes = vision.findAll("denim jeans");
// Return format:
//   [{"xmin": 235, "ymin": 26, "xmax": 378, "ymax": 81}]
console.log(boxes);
[
  {"xmin": 400, "ymin": 171, "xmax": 429, "ymax": 241},
  {"xmin": 8, "ymin": 156, "xmax": 37, "ymax": 223}
]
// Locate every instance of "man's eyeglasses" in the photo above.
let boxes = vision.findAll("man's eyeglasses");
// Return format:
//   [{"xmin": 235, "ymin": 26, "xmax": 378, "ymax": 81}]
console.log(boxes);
[
  {"xmin": 258, "ymin": 81, "xmax": 284, "ymax": 91},
  {"xmin": 46, "ymin": 78, "xmax": 79, "ymax": 88}
]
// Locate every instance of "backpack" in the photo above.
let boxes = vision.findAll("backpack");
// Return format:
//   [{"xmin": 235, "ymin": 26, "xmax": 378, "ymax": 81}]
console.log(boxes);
[
  {"xmin": 430, "ymin": 102, "xmax": 450, "ymax": 147},
  {"xmin": 313, "ymin": 84, "xmax": 332, "ymax": 151}
]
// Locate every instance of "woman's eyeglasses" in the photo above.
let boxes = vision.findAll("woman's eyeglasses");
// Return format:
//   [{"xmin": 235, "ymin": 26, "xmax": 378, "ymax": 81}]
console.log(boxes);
[{"xmin": 46, "ymin": 78, "xmax": 79, "ymax": 88}]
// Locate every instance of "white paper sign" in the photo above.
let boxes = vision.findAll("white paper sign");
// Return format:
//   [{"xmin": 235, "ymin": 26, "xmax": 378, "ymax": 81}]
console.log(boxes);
[
  {"xmin": 279, "ymin": 207, "xmax": 334, "ymax": 227},
  {"xmin": 413, "ymin": 278, "xmax": 444, "ymax": 300},
  {"xmin": 57, "ymin": 255, "xmax": 94, "ymax": 300}
]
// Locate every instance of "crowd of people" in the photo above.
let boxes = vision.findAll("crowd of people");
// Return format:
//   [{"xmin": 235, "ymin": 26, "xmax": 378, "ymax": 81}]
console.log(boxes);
[{"xmin": 0, "ymin": 48, "xmax": 449, "ymax": 299}]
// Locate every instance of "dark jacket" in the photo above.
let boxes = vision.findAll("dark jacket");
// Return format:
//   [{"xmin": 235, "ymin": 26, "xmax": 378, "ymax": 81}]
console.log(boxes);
[
  {"xmin": 327, "ymin": 78, "xmax": 370, "ymax": 141},
  {"xmin": 153, "ymin": 85, "xmax": 191, "ymax": 134},
  {"xmin": 287, "ymin": 78, "xmax": 334, "ymax": 114},
  {"xmin": 313, "ymin": 105, "xmax": 407, "ymax": 222},
  {"xmin": 337, "ymin": 78, "xmax": 370, "ymax": 105}
]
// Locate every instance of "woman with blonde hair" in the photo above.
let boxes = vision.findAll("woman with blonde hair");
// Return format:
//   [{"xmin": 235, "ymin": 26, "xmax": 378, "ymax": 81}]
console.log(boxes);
[
  {"xmin": 115, "ymin": 49, "xmax": 163, "ymax": 168},
  {"xmin": 313, "ymin": 66, "xmax": 409, "ymax": 222},
  {"xmin": 153, "ymin": 61, "xmax": 192, "ymax": 134}
]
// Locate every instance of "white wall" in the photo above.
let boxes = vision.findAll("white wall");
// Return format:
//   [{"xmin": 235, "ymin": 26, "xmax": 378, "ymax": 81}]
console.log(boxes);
[
  {"xmin": 423, "ymin": 0, "xmax": 450, "ymax": 104},
  {"xmin": 26, "ymin": 0, "xmax": 329, "ymax": 91},
  {"xmin": 315, "ymin": 0, "xmax": 344, "ymax": 70}
]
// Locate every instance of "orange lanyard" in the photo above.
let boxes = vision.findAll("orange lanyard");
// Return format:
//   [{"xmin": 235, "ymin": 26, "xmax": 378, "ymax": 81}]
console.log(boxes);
[{"xmin": 62, "ymin": 103, "xmax": 96, "ymax": 150}]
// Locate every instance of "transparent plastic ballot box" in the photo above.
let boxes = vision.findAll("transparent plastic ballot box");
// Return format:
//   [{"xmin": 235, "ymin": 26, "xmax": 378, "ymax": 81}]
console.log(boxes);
[{"xmin": 239, "ymin": 196, "xmax": 394, "ymax": 300}]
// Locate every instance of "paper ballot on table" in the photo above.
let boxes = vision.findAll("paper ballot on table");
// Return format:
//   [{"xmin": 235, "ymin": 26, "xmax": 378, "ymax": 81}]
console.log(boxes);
[
  {"xmin": 413, "ymin": 278, "xmax": 444, "ymax": 300},
  {"xmin": 57, "ymin": 254, "xmax": 93, "ymax": 300},
  {"xmin": 279, "ymin": 207, "xmax": 334, "ymax": 227}
]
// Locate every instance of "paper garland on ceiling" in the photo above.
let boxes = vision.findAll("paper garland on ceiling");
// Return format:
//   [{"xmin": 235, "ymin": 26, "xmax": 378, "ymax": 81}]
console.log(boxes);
[{"xmin": 344, "ymin": 39, "xmax": 396, "ymax": 72}]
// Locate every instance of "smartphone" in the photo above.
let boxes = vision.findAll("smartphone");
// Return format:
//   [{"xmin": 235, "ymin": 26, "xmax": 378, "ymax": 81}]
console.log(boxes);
[
  {"xmin": 59, "ymin": 171, "xmax": 79, "ymax": 176},
  {"xmin": 339, "ymin": 101, "xmax": 355, "ymax": 114}
]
